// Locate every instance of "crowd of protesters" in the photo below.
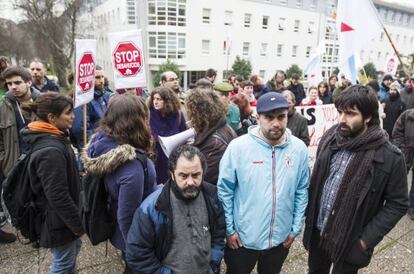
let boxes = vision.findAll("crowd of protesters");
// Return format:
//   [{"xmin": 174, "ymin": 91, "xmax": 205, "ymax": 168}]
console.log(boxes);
[{"xmin": 0, "ymin": 54, "xmax": 413, "ymax": 274}]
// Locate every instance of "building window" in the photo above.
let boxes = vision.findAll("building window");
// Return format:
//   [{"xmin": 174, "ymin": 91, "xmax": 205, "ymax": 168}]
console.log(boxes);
[
  {"xmin": 277, "ymin": 44, "xmax": 283, "ymax": 56},
  {"xmin": 223, "ymin": 39, "xmax": 231, "ymax": 55},
  {"xmin": 280, "ymin": 0, "xmax": 287, "ymax": 5},
  {"xmin": 148, "ymin": 0, "xmax": 186, "ymax": 26},
  {"xmin": 294, "ymin": 20, "xmax": 300, "ymax": 32},
  {"xmin": 308, "ymin": 21, "xmax": 315, "ymax": 34},
  {"xmin": 292, "ymin": 45, "xmax": 298, "ymax": 57},
  {"xmin": 380, "ymin": 32, "xmax": 384, "ymax": 42},
  {"xmin": 398, "ymin": 12, "xmax": 403, "ymax": 24},
  {"xmin": 262, "ymin": 16, "xmax": 269, "ymax": 29},
  {"xmin": 259, "ymin": 70, "xmax": 266, "ymax": 78},
  {"xmin": 244, "ymin": 13, "xmax": 251, "ymax": 28},
  {"xmin": 404, "ymin": 35, "xmax": 407, "ymax": 44},
  {"xmin": 405, "ymin": 14, "xmax": 410, "ymax": 25},
  {"xmin": 296, "ymin": 0, "xmax": 302, "ymax": 8},
  {"xmin": 396, "ymin": 34, "xmax": 400, "ymax": 42},
  {"xmin": 390, "ymin": 10, "xmax": 395, "ymax": 23},
  {"xmin": 260, "ymin": 43, "xmax": 268, "ymax": 56},
  {"xmin": 127, "ymin": 0, "xmax": 136, "ymax": 24},
  {"xmin": 278, "ymin": 17, "xmax": 286, "ymax": 31},
  {"xmin": 306, "ymin": 46, "xmax": 311, "ymax": 57},
  {"xmin": 148, "ymin": 31, "xmax": 186, "ymax": 59},
  {"xmin": 242, "ymin": 42, "xmax": 250, "ymax": 56},
  {"xmin": 310, "ymin": 0, "xmax": 317, "ymax": 9},
  {"xmin": 411, "ymin": 36, "xmax": 414, "ymax": 45},
  {"xmin": 377, "ymin": 51, "xmax": 381, "ymax": 60},
  {"xmin": 202, "ymin": 40, "xmax": 210, "ymax": 54},
  {"xmin": 224, "ymin": 10, "xmax": 233, "ymax": 26},
  {"xmin": 202, "ymin": 8, "xmax": 211, "ymax": 24}
]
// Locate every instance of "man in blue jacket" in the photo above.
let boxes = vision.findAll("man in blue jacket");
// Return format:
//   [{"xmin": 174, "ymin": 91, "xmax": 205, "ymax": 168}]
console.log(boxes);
[
  {"xmin": 218, "ymin": 92, "xmax": 309, "ymax": 274},
  {"xmin": 126, "ymin": 145, "xmax": 225, "ymax": 274}
]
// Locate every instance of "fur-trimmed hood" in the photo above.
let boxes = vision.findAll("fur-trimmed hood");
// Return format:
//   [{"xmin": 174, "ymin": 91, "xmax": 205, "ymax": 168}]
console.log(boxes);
[{"xmin": 82, "ymin": 130, "xmax": 139, "ymax": 176}]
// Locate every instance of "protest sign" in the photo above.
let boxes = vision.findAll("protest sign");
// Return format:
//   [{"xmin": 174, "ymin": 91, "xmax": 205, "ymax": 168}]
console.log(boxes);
[
  {"xmin": 74, "ymin": 39, "xmax": 96, "ymax": 108},
  {"xmin": 296, "ymin": 104, "xmax": 338, "ymax": 170},
  {"xmin": 108, "ymin": 30, "xmax": 146, "ymax": 89}
]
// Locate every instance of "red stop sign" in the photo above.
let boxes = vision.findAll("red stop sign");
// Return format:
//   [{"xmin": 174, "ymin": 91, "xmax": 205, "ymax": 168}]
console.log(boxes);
[
  {"xmin": 77, "ymin": 52, "xmax": 95, "ymax": 93},
  {"xmin": 113, "ymin": 42, "xmax": 143, "ymax": 77}
]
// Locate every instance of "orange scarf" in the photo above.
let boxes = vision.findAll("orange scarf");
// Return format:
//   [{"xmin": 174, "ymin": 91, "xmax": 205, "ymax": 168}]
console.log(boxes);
[{"xmin": 28, "ymin": 121, "xmax": 64, "ymax": 136}]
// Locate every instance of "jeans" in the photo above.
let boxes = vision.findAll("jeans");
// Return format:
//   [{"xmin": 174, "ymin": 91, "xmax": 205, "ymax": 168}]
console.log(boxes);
[
  {"xmin": 50, "ymin": 238, "xmax": 82, "ymax": 274},
  {"xmin": 224, "ymin": 244, "xmax": 289, "ymax": 274}
]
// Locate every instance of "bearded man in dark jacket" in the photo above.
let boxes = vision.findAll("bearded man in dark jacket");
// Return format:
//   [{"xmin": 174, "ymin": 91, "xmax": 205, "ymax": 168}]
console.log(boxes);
[
  {"xmin": 303, "ymin": 85, "xmax": 408, "ymax": 274},
  {"xmin": 126, "ymin": 145, "xmax": 225, "ymax": 274}
]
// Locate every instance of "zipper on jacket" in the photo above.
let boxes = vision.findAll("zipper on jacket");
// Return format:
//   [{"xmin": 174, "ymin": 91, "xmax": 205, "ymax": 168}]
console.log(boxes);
[{"xmin": 269, "ymin": 147, "xmax": 277, "ymax": 248}]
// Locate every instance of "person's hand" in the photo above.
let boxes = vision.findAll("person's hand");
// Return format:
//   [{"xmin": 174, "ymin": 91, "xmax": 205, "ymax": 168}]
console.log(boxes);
[
  {"xmin": 227, "ymin": 233, "xmax": 243, "ymax": 249},
  {"xmin": 359, "ymin": 239, "xmax": 368, "ymax": 251},
  {"xmin": 283, "ymin": 235, "xmax": 295, "ymax": 249}
]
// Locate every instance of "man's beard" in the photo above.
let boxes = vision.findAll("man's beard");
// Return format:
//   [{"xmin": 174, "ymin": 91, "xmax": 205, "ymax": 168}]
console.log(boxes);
[
  {"xmin": 171, "ymin": 179, "xmax": 200, "ymax": 200},
  {"xmin": 338, "ymin": 123, "xmax": 365, "ymax": 138}
]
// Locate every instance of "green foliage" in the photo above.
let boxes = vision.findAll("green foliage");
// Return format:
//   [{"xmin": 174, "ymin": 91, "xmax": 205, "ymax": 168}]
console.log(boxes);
[
  {"xmin": 231, "ymin": 56, "xmax": 252, "ymax": 80},
  {"xmin": 362, "ymin": 62, "xmax": 377, "ymax": 80},
  {"xmin": 152, "ymin": 59, "xmax": 181, "ymax": 87},
  {"xmin": 333, "ymin": 67, "xmax": 340, "ymax": 75},
  {"xmin": 286, "ymin": 64, "xmax": 303, "ymax": 79}
]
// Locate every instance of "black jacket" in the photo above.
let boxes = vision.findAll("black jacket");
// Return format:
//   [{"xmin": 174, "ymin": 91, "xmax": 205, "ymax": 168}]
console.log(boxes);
[
  {"xmin": 383, "ymin": 94, "xmax": 405, "ymax": 138},
  {"xmin": 126, "ymin": 180, "xmax": 226, "ymax": 273},
  {"xmin": 287, "ymin": 110, "xmax": 309, "ymax": 146},
  {"xmin": 287, "ymin": 83, "xmax": 306, "ymax": 106},
  {"xmin": 22, "ymin": 129, "xmax": 84, "ymax": 248},
  {"xmin": 393, "ymin": 109, "xmax": 414, "ymax": 169},
  {"xmin": 194, "ymin": 118, "xmax": 237, "ymax": 185},
  {"xmin": 303, "ymin": 141, "xmax": 408, "ymax": 268}
]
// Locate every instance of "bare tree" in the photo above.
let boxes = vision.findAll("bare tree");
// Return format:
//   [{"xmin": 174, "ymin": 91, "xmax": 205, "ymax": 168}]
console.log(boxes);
[{"xmin": 15, "ymin": 0, "xmax": 84, "ymax": 89}]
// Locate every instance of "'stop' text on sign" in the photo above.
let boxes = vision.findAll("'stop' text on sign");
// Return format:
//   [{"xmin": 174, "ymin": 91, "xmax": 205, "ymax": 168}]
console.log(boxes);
[
  {"xmin": 112, "ymin": 41, "xmax": 143, "ymax": 77},
  {"xmin": 77, "ymin": 52, "xmax": 95, "ymax": 93}
]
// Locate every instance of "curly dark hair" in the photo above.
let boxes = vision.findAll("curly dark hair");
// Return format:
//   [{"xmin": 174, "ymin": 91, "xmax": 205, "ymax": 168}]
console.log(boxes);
[
  {"xmin": 147, "ymin": 87, "xmax": 181, "ymax": 116},
  {"xmin": 185, "ymin": 87, "xmax": 227, "ymax": 134},
  {"xmin": 99, "ymin": 94, "xmax": 153, "ymax": 157}
]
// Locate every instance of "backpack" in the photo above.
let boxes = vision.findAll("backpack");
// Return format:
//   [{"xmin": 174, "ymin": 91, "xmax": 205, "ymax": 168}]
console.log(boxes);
[
  {"xmin": 2, "ymin": 140, "xmax": 67, "ymax": 244},
  {"xmin": 80, "ymin": 151, "xmax": 149, "ymax": 245}
]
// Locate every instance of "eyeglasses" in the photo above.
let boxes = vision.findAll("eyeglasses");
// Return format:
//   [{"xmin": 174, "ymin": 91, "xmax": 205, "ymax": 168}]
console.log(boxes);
[{"xmin": 166, "ymin": 77, "xmax": 179, "ymax": 82}]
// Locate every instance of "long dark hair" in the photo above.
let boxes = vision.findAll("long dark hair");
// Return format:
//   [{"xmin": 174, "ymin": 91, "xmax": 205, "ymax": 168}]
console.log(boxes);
[
  {"xmin": 147, "ymin": 87, "xmax": 181, "ymax": 116},
  {"xmin": 23, "ymin": 92, "xmax": 73, "ymax": 122},
  {"xmin": 317, "ymin": 81, "xmax": 329, "ymax": 97},
  {"xmin": 99, "ymin": 94, "xmax": 153, "ymax": 156}
]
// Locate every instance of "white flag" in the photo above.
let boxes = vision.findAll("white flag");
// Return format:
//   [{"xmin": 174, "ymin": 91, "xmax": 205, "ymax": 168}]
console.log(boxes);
[
  {"xmin": 108, "ymin": 30, "xmax": 147, "ymax": 90},
  {"xmin": 339, "ymin": 54, "xmax": 359, "ymax": 84},
  {"xmin": 304, "ymin": 39, "xmax": 325, "ymax": 86},
  {"xmin": 305, "ymin": 54, "xmax": 323, "ymax": 87},
  {"xmin": 336, "ymin": 0, "xmax": 383, "ymax": 67},
  {"xmin": 74, "ymin": 39, "xmax": 97, "ymax": 108}
]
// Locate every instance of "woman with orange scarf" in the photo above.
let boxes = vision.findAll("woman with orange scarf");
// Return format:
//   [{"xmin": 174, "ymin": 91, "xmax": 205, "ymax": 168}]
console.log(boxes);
[{"xmin": 21, "ymin": 93, "xmax": 84, "ymax": 274}]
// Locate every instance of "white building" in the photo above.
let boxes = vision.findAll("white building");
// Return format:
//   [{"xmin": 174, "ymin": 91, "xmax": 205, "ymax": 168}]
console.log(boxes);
[{"xmin": 79, "ymin": 0, "xmax": 414, "ymax": 89}]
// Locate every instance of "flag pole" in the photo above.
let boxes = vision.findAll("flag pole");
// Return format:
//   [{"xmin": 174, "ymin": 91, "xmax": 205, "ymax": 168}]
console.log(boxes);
[
  {"xmin": 82, "ymin": 105, "xmax": 87, "ymax": 147},
  {"xmin": 382, "ymin": 26, "xmax": 408, "ymax": 76}
]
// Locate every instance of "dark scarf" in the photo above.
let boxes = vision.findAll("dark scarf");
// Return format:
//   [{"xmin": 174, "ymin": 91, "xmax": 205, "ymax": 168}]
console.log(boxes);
[{"xmin": 314, "ymin": 122, "xmax": 388, "ymax": 261}]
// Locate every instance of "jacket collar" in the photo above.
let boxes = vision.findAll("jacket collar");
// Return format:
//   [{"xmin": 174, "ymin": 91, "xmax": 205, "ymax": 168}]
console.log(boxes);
[
  {"xmin": 155, "ymin": 180, "xmax": 215, "ymax": 220},
  {"xmin": 194, "ymin": 118, "xmax": 227, "ymax": 146},
  {"xmin": 248, "ymin": 125, "xmax": 291, "ymax": 149}
]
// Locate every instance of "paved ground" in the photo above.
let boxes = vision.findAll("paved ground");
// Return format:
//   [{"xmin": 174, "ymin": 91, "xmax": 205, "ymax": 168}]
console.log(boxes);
[{"xmin": 0, "ymin": 173, "xmax": 413, "ymax": 274}]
